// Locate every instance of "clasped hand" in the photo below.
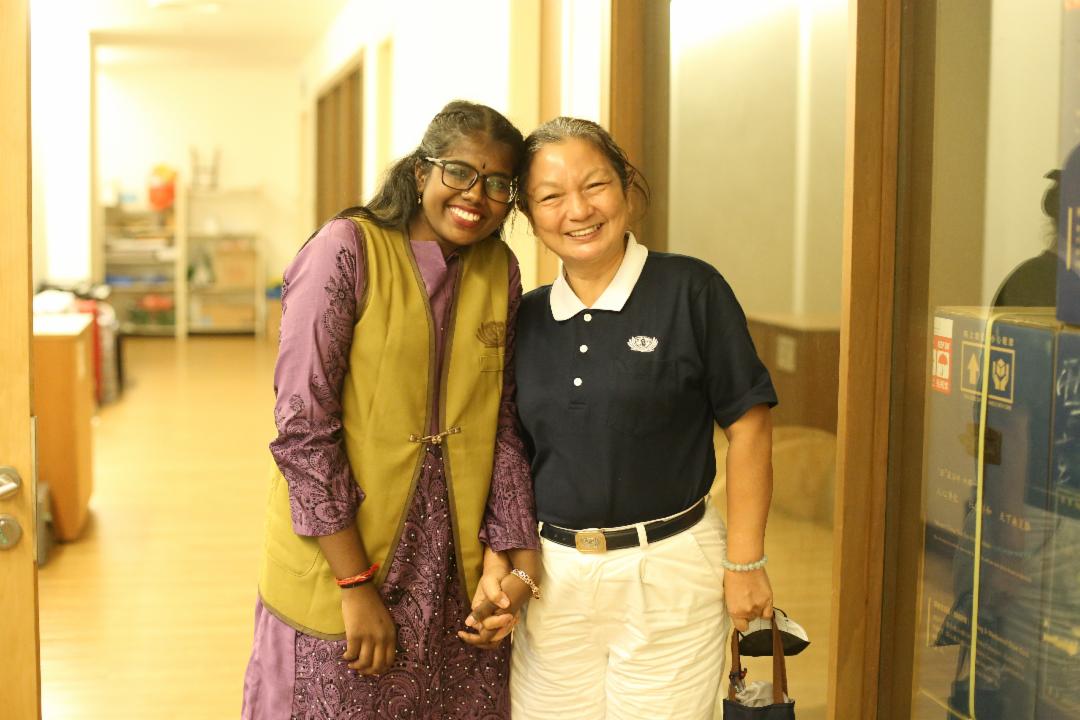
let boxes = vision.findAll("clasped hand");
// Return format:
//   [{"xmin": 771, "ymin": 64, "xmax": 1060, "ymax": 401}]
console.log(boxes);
[{"xmin": 457, "ymin": 566, "xmax": 532, "ymax": 650}]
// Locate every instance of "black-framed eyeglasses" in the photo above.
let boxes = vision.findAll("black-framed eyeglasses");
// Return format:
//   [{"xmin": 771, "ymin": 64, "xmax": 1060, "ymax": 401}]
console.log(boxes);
[{"xmin": 424, "ymin": 157, "xmax": 516, "ymax": 204}]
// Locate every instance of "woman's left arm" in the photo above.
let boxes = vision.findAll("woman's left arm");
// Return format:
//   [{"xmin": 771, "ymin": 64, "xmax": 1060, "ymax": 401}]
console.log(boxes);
[
  {"xmin": 691, "ymin": 271, "xmax": 779, "ymax": 632},
  {"xmin": 723, "ymin": 403, "xmax": 775, "ymax": 632}
]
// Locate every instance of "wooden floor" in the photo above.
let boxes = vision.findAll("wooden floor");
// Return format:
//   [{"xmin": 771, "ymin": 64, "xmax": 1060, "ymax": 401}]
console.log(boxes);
[
  {"xmin": 714, "ymin": 505, "xmax": 832, "ymax": 719},
  {"xmin": 38, "ymin": 336, "xmax": 278, "ymax": 719},
  {"xmin": 38, "ymin": 335, "xmax": 834, "ymax": 719}
]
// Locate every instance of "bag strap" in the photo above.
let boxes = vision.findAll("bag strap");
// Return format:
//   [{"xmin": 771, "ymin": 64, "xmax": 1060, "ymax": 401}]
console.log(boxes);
[
  {"xmin": 727, "ymin": 616, "xmax": 790, "ymax": 705},
  {"xmin": 770, "ymin": 615, "xmax": 789, "ymax": 704},
  {"xmin": 728, "ymin": 626, "xmax": 745, "ymax": 701}
]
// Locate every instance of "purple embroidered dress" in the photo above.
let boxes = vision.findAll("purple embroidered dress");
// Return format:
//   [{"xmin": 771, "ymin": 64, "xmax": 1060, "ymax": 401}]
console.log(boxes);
[{"xmin": 242, "ymin": 219, "xmax": 538, "ymax": 720}]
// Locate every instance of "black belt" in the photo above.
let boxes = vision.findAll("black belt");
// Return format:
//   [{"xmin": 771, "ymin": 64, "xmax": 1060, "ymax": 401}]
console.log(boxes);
[{"xmin": 540, "ymin": 500, "xmax": 706, "ymax": 553}]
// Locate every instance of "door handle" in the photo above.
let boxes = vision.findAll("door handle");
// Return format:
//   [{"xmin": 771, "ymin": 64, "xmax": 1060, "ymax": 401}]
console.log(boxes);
[{"xmin": 0, "ymin": 466, "xmax": 22, "ymax": 500}]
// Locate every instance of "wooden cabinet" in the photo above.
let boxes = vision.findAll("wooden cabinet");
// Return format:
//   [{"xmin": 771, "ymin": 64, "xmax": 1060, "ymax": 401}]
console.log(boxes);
[{"xmin": 32, "ymin": 314, "xmax": 95, "ymax": 541}]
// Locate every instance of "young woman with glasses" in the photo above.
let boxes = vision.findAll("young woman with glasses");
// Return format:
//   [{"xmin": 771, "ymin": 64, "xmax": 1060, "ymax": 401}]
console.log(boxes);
[
  {"xmin": 242, "ymin": 100, "xmax": 541, "ymax": 719},
  {"xmin": 468, "ymin": 117, "xmax": 778, "ymax": 719}
]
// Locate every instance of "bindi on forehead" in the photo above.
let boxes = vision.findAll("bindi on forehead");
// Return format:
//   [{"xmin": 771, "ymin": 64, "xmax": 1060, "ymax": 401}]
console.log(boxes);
[{"xmin": 448, "ymin": 136, "xmax": 514, "ymax": 170}]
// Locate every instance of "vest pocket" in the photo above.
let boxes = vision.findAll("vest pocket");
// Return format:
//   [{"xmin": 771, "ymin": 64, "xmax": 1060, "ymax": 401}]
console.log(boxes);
[
  {"xmin": 605, "ymin": 358, "xmax": 677, "ymax": 436},
  {"xmin": 264, "ymin": 471, "xmax": 323, "ymax": 578}
]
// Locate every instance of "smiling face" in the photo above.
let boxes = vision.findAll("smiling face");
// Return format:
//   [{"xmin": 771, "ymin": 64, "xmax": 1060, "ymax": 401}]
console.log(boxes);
[
  {"xmin": 409, "ymin": 134, "xmax": 516, "ymax": 256},
  {"xmin": 523, "ymin": 137, "xmax": 631, "ymax": 274}
]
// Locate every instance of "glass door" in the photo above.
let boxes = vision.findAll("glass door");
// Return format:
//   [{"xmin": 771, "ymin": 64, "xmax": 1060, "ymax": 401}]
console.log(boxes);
[
  {"xmin": 666, "ymin": 3, "xmax": 849, "ymax": 717},
  {"xmin": 889, "ymin": 2, "xmax": 1080, "ymax": 717}
]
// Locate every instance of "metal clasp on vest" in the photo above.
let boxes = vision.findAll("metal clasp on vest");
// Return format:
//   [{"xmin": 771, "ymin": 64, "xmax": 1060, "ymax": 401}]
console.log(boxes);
[{"xmin": 408, "ymin": 426, "xmax": 461, "ymax": 446}]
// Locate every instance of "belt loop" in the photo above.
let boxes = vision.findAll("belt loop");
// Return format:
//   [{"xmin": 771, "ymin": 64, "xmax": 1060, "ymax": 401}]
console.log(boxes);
[
  {"xmin": 635, "ymin": 522, "xmax": 649, "ymax": 550},
  {"xmin": 636, "ymin": 524, "xmax": 649, "ymax": 585}
]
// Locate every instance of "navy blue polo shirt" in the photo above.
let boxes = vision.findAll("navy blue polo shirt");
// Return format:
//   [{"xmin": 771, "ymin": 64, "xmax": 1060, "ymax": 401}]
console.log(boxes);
[{"xmin": 514, "ymin": 235, "xmax": 778, "ymax": 529}]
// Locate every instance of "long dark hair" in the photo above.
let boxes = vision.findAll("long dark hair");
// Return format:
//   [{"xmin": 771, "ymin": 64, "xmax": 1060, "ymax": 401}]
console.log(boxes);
[
  {"xmin": 515, "ymin": 116, "xmax": 650, "ymax": 217},
  {"xmin": 332, "ymin": 100, "xmax": 525, "ymax": 234}
]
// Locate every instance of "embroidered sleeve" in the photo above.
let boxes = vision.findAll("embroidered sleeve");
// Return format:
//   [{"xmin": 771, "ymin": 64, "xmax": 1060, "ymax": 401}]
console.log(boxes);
[
  {"xmin": 269, "ymin": 218, "xmax": 367, "ymax": 536},
  {"xmin": 480, "ymin": 252, "xmax": 541, "ymax": 551}
]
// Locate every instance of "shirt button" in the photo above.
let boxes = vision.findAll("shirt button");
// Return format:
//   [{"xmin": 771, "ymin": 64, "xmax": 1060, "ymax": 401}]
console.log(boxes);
[
  {"xmin": 573, "ymin": 377, "xmax": 583, "ymax": 387},
  {"xmin": 583, "ymin": 313, "xmax": 593, "ymax": 322},
  {"xmin": 579, "ymin": 344, "xmax": 588, "ymax": 353}
]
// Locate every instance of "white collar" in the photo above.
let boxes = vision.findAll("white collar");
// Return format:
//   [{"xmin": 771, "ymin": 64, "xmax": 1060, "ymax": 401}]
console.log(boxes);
[{"xmin": 549, "ymin": 232, "xmax": 648, "ymax": 321}]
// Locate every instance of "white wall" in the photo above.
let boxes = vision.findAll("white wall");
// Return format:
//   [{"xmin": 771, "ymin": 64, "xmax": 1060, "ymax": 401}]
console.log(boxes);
[
  {"xmin": 560, "ymin": 0, "xmax": 609, "ymax": 124},
  {"xmin": 31, "ymin": 10, "xmax": 93, "ymax": 285},
  {"xmin": 980, "ymin": 0, "xmax": 1062, "ymax": 302},
  {"xmin": 668, "ymin": 0, "xmax": 847, "ymax": 320},
  {"xmin": 298, "ymin": 0, "xmax": 543, "ymax": 286},
  {"xmin": 95, "ymin": 55, "xmax": 303, "ymax": 281},
  {"xmin": 30, "ymin": 0, "xmax": 549, "ymax": 288}
]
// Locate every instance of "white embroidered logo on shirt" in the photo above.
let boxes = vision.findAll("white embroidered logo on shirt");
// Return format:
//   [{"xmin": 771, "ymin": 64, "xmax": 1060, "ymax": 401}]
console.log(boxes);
[{"xmin": 627, "ymin": 336, "xmax": 659, "ymax": 353}]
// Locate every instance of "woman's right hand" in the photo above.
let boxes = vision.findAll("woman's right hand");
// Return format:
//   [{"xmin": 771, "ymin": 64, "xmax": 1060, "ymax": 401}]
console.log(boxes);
[
  {"xmin": 459, "ymin": 560, "xmax": 514, "ymax": 649},
  {"xmin": 340, "ymin": 584, "xmax": 397, "ymax": 675}
]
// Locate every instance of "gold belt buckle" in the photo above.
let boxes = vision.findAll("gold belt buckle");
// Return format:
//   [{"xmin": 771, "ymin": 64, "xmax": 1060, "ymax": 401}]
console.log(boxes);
[{"xmin": 574, "ymin": 529, "xmax": 607, "ymax": 553}]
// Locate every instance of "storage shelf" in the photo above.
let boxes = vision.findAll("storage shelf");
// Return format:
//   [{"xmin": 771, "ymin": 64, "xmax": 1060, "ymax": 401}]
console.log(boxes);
[
  {"xmin": 97, "ymin": 187, "xmax": 266, "ymax": 338},
  {"xmin": 188, "ymin": 326, "xmax": 257, "ymax": 334},
  {"xmin": 106, "ymin": 256, "xmax": 176, "ymax": 266},
  {"xmin": 108, "ymin": 284, "xmax": 176, "ymax": 293},
  {"xmin": 188, "ymin": 233, "xmax": 257, "ymax": 242},
  {"xmin": 189, "ymin": 286, "xmax": 255, "ymax": 295},
  {"xmin": 119, "ymin": 323, "xmax": 177, "ymax": 336},
  {"xmin": 185, "ymin": 188, "xmax": 265, "ymax": 336}
]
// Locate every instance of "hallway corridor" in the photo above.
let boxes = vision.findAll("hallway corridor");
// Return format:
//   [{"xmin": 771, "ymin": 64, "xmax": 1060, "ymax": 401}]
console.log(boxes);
[
  {"xmin": 35, "ymin": 335, "xmax": 832, "ymax": 718},
  {"xmin": 38, "ymin": 337, "xmax": 277, "ymax": 719}
]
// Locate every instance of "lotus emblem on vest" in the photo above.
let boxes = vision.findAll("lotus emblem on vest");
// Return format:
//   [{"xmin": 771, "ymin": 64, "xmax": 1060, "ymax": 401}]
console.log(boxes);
[
  {"xmin": 476, "ymin": 321, "xmax": 506, "ymax": 348},
  {"xmin": 627, "ymin": 335, "xmax": 659, "ymax": 352}
]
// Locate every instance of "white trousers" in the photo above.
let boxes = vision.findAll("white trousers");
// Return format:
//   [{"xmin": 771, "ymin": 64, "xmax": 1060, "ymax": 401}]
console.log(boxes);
[{"xmin": 510, "ymin": 501, "xmax": 730, "ymax": 720}]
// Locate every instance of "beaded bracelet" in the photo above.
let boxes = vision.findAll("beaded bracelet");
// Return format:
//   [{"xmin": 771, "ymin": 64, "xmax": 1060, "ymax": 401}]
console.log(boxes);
[
  {"xmin": 336, "ymin": 563, "xmax": 380, "ymax": 589},
  {"xmin": 509, "ymin": 569, "xmax": 541, "ymax": 600},
  {"xmin": 720, "ymin": 554, "xmax": 768, "ymax": 572}
]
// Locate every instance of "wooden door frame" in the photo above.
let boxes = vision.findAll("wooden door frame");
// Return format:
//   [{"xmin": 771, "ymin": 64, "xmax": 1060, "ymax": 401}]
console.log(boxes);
[
  {"xmin": 874, "ymin": 0, "xmax": 944, "ymax": 715},
  {"xmin": 608, "ymin": 0, "xmax": 668, "ymax": 252},
  {"xmin": 535, "ymin": 0, "xmax": 563, "ymax": 287},
  {"xmin": 828, "ymin": 0, "xmax": 901, "ymax": 716},
  {"xmin": 314, "ymin": 55, "xmax": 363, "ymax": 227},
  {"xmin": 0, "ymin": 0, "xmax": 41, "ymax": 717},
  {"xmin": 608, "ymin": 1, "xmax": 904, "ymax": 716}
]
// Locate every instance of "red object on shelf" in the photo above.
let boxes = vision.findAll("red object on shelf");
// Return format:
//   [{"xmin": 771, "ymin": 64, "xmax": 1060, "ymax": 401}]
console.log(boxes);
[
  {"xmin": 148, "ymin": 183, "xmax": 175, "ymax": 211},
  {"xmin": 74, "ymin": 299, "xmax": 103, "ymax": 405},
  {"xmin": 148, "ymin": 164, "xmax": 177, "ymax": 211},
  {"xmin": 138, "ymin": 293, "xmax": 175, "ymax": 312}
]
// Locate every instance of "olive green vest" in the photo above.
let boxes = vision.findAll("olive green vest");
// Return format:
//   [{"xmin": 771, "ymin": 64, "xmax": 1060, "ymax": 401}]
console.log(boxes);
[{"xmin": 259, "ymin": 219, "xmax": 510, "ymax": 639}]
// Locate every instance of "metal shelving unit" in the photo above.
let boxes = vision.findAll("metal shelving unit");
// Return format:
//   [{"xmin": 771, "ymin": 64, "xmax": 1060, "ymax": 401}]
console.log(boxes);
[
  {"xmin": 100, "ymin": 186, "xmax": 264, "ymax": 337},
  {"xmin": 184, "ymin": 188, "xmax": 265, "ymax": 336},
  {"xmin": 102, "ymin": 199, "xmax": 187, "ymax": 338}
]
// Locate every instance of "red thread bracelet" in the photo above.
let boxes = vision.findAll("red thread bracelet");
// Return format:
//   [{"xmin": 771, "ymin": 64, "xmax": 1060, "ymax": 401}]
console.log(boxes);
[{"xmin": 336, "ymin": 563, "xmax": 380, "ymax": 588}]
